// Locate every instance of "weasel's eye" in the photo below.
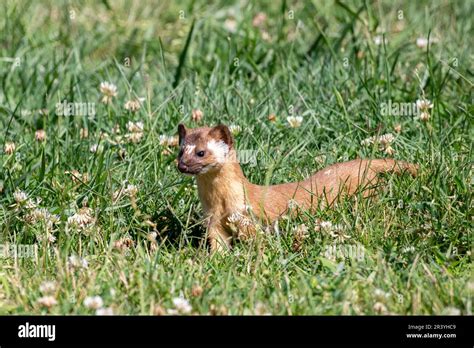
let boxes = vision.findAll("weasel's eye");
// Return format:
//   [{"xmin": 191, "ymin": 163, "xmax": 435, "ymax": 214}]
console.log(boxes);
[{"xmin": 196, "ymin": 151, "xmax": 205, "ymax": 157}]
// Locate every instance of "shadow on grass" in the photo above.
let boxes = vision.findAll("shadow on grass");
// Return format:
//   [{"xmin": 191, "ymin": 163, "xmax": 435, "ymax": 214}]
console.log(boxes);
[{"xmin": 152, "ymin": 208, "xmax": 206, "ymax": 249}]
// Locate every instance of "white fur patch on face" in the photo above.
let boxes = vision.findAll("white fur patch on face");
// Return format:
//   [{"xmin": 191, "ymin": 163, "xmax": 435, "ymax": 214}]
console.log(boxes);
[
  {"xmin": 184, "ymin": 144, "xmax": 196, "ymax": 155},
  {"xmin": 198, "ymin": 164, "xmax": 214, "ymax": 175},
  {"xmin": 207, "ymin": 139, "xmax": 229, "ymax": 163}
]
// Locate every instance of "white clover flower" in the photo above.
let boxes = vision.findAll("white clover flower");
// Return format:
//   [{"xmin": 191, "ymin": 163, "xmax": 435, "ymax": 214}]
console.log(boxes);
[
  {"xmin": 171, "ymin": 296, "xmax": 192, "ymax": 314},
  {"xmin": 124, "ymin": 100, "xmax": 140, "ymax": 112},
  {"xmin": 287, "ymin": 116, "xmax": 303, "ymax": 128},
  {"xmin": 13, "ymin": 190, "xmax": 28, "ymax": 204},
  {"xmin": 126, "ymin": 121, "xmax": 144, "ymax": 133},
  {"xmin": 68, "ymin": 255, "xmax": 88, "ymax": 269},
  {"xmin": 419, "ymin": 111, "xmax": 430, "ymax": 122},
  {"xmin": 36, "ymin": 231, "xmax": 57, "ymax": 243},
  {"xmin": 374, "ymin": 35, "xmax": 387, "ymax": 46},
  {"xmin": 37, "ymin": 296, "xmax": 58, "ymax": 308},
  {"xmin": 124, "ymin": 184, "xmax": 138, "ymax": 197},
  {"xmin": 224, "ymin": 18, "xmax": 237, "ymax": 33},
  {"xmin": 373, "ymin": 302, "xmax": 388, "ymax": 314},
  {"xmin": 227, "ymin": 212, "xmax": 252, "ymax": 227},
  {"xmin": 25, "ymin": 208, "xmax": 59, "ymax": 228},
  {"xmin": 379, "ymin": 133, "xmax": 395, "ymax": 145},
  {"xmin": 319, "ymin": 221, "xmax": 334, "ymax": 230},
  {"xmin": 229, "ymin": 125, "xmax": 241, "ymax": 136},
  {"xmin": 294, "ymin": 224, "xmax": 309, "ymax": 238},
  {"xmin": 99, "ymin": 82, "xmax": 118, "ymax": 104},
  {"xmin": 159, "ymin": 135, "xmax": 179, "ymax": 147},
  {"xmin": 227, "ymin": 212, "xmax": 241, "ymax": 224},
  {"xmin": 39, "ymin": 281, "xmax": 57, "ymax": 294},
  {"xmin": 191, "ymin": 109, "xmax": 203, "ymax": 122},
  {"xmin": 124, "ymin": 98, "xmax": 145, "ymax": 112},
  {"xmin": 125, "ymin": 132, "xmax": 144, "ymax": 143},
  {"xmin": 373, "ymin": 288, "xmax": 390, "ymax": 300},
  {"xmin": 315, "ymin": 154, "xmax": 327, "ymax": 164},
  {"xmin": 146, "ymin": 231, "xmax": 158, "ymax": 242},
  {"xmin": 361, "ymin": 133, "xmax": 395, "ymax": 150},
  {"xmin": 317, "ymin": 221, "xmax": 349, "ymax": 242},
  {"xmin": 252, "ymin": 12, "xmax": 267, "ymax": 28},
  {"xmin": 24, "ymin": 197, "xmax": 41, "ymax": 210},
  {"xmin": 416, "ymin": 37, "xmax": 429, "ymax": 49},
  {"xmin": 384, "ymin": 145, "xmax": 395, "ymax": 155},
  {"xmin": 416, "ymin": 99, "xmax": 433, "ymax": 111},
  {"xmin": 158, "ymin": 135, "xmax": 168, "ymax": 145},
  {"xmin": 4, "ymin": 142, "xmax": 16, "ymax": 155},
  {"xmin": 416, "ymin": 98, "xmax": 433, "ymax": 122},
  {"xmin": 84, "ymin": 296, "xmax": 104, "ymax": 310},
  {"xmin": 123, "ymin": 121, "xmax": 145, "ymax": 144},
  {"xmin": 47, "ymin": 233, "xmax": 56, "ymax": 242},
  {"xmin": 67, "ymin": 207, "xmax": 95, "ymax": 229},
  {"xmin": 35, "ymin": 129, "xmax": 47, "ymax": 142},
  {"xmin": 254, "ymin": 302, "xmax": 271, "ymax": 315}
]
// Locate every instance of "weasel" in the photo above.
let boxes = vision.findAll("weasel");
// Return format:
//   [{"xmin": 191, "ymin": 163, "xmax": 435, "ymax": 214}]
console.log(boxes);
[{"xmin": 177, "ymin": 124, "xmax": 417, "ymax": 252}]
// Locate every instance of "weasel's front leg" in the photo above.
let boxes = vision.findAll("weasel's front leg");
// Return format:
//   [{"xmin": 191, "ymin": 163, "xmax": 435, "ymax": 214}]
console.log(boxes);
[{"xmin": 208, "ymin": 220, "xmax": 232, "ymax": 253}]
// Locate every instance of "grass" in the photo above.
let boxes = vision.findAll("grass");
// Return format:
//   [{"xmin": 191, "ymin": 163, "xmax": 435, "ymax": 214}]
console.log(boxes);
[{"xmin": 0, "ymin": 0, "xmax": 472, "ymax": 315}]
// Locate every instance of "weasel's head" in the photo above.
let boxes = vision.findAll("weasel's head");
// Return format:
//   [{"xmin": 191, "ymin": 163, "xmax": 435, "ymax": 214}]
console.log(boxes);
[{"xmin": 177, "ymin": 124, "xmax": 234, "ymax": 176}]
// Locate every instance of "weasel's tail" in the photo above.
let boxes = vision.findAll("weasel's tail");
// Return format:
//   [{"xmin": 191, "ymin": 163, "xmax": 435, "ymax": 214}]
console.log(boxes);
[{"xmin": 369, "ymin": 159, "xmax": 418, "ymax": 177}]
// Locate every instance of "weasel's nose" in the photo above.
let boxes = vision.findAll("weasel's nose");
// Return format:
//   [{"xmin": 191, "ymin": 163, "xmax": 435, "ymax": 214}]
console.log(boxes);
[{"xmin": 178, "ymin": 160, "xmax": 188, "ymax": 173}]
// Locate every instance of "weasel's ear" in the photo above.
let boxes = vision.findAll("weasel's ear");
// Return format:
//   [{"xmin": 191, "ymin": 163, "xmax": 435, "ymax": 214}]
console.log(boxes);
[
  {"xmin": 178, "ymin": 124, "xmax": 187, "ymax": 145},
  {"xmin": 209, "ymin": 124, "xmax": 233, "ymax": 148}
]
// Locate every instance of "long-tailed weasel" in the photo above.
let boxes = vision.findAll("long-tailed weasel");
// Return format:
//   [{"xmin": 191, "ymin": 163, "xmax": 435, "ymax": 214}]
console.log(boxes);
[{"xmin": 177, "ymin": 124, "xmax": 417, "ymax": 252}]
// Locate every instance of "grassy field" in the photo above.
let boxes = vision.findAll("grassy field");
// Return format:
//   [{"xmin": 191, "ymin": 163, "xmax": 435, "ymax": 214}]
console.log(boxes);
[{"xmin": 0, "ymin": 0, "xmax": 472, "ymax": 315}]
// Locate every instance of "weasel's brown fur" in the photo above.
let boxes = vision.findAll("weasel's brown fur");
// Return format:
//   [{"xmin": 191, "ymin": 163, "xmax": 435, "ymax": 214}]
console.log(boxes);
[{"xmin": 177, "ymin": 124, "xmax": 417, "ymax": 252}]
